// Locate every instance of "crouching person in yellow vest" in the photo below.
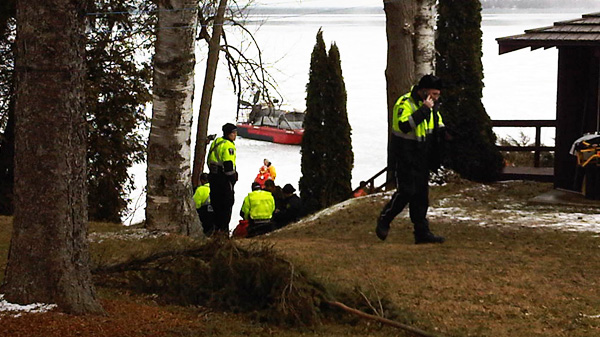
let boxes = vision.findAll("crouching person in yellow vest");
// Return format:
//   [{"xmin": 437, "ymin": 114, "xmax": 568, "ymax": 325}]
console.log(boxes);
[
  {"xmin": 193, "ymin": 173, "xmax": 216, "ymax": 236},
  {"xmin": 240, "ymin": 182, "xmax": 275, "ymax": 237}
]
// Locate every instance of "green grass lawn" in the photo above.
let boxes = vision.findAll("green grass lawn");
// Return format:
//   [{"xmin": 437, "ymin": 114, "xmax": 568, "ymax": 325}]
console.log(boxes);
[{"xmin": 1, "ymin": 179, "xmax": 599, "ymax": 337}]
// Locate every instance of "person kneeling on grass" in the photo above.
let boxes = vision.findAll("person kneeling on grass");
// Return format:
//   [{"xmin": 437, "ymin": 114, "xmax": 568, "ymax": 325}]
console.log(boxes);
[
  {"xmin": 272, "ymin": 183, "xmax": 302, "ymax": 229},
  {"xmin": 240, "ymin": 182, "xmax": 275, "ymax": 237},
  {"xmin": 193, "ymin": 173, "xmax": 216, "ymax": 236}
]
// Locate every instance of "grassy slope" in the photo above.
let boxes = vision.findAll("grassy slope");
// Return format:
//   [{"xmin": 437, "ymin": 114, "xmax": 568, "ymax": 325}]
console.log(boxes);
[
  {"xmin": 1, "ymin": 180, "xmax": 599, "ymax": 337},
  {"xmin": 261, "ymin": 180, "xmax": 600, "ymax": 337}
]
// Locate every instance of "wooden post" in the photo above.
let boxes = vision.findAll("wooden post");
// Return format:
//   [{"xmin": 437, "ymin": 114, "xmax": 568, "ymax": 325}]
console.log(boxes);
[{"xmin": 534, "ymin": 125, "xmax": 542, "ymax": 167}]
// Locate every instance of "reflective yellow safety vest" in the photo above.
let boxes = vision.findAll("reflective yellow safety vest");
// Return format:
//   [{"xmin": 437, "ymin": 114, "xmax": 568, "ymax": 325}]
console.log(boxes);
[
  {"xmin": 241, "ymin": 190, "xmax": 275, "ymax": 220},
  {"xmin": 392, "ymin": 89, "xmax": 444, "ymax": 142},
  {"xmin": 207, "ymin": 137, "xmax": 236, "ymax": 173},
  {"xmin": 193, "ymin": 183, "xmax": 210, "ymax": 209}
]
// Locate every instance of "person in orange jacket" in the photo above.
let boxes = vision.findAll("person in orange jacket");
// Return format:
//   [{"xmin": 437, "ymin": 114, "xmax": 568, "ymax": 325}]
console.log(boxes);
[
  {"xmin": 254, "ymin": 163, "xmax": 271, "ymax": 188},
  {"xmin": 264, "ymin": 158, "xmax": 276, "ymax": 181},
  {"xmin": 353, "ymin": 181, "xmax": 368, "ymax": 198}
]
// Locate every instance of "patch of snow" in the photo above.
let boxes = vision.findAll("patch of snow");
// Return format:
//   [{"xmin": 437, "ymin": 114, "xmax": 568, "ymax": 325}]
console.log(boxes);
[
  {"xmin": 281, "ymin": 182, "xmax": 600, "ymax": 234},
  {"xmin": 0, "ymin": 294, "xmax": 57, "ymax": 317},
  {"xmin": 580, "ymin": 313, "xmax": 600, "ymax": 319},
  {"xmin": 89, "ymin": 228, "xmax": 169, "ymax": 243},
  {"xmin": 429, "ymin": 205, "xmax": 600, "ymax": 233},
  {"xmin": 302, "ymin": 196, "xmax": 367, "ymax": 222}
]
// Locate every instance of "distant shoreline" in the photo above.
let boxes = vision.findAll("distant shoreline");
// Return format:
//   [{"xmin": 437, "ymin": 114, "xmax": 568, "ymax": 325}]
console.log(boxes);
[{"xmin": 246, "ymin": 6, "xmax": 600, "ymax": 16}]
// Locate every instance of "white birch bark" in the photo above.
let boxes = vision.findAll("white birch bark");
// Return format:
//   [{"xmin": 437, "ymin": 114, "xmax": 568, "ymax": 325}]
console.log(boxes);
[
  {"xmin": 414, "ymin": 0, "xmax": 436, "ymax": 78},
  {"xmin": 145, "ymin": 0, "xmax": 201, "ymax": 235}
]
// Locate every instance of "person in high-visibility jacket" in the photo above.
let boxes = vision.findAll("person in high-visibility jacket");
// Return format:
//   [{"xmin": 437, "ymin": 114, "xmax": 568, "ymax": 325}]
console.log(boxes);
[
  {"xmin": 207, "ymin": 123, "xmax": 238, "ymax": 234},
  {"xmin": 240, "ymin": 182, "xmax": 275, "ymax": 237},
  {"xmin": 376, "ymin": 74, "xmax": 446, "ymax": 244},
  {"xmin": 193, "ymin": 173, "xmax": 215, "ymax": 236}
]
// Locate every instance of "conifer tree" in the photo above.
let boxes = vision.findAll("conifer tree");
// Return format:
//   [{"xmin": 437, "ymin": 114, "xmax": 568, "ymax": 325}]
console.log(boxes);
[
  {"xmin": 300, "ymin": 31, "xmax": 352, "ymax": 214},
  {"xmin": 85, "ymin": 0, "xmax": 153, "ymax": 222},
  {"xmin": 3, "ymin": 0, "xmax": 103, "ymax": 314},
  {"xmin": 322, "ymin": 43, "xmax": 352, "ymax": 206},
  {"xmin": 0, "ymin": 0, "xmax": 152, "ymax": 220},
  {"xmin": 0, "ymin": 0, "xmax": 15, "ymax": 215},
  {"xmin": 436, "ymin": 0, "xmax": 503, "ymax": 182},
  {"xmin": 300, "ymin": 30, "xmax": 328, "ymax": 214}
]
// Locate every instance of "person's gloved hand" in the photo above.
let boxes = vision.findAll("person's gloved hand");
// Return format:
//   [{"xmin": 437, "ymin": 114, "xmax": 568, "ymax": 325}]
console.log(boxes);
[{"xmin": 412, "ymin": 107, "xmax": 430, "ymax": 125}]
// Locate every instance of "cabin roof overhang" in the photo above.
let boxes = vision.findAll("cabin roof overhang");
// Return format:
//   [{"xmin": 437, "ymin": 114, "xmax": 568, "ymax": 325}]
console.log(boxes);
[{"xmin": 497, "ymin": 12, "xmax": 600, "ymax": 54}]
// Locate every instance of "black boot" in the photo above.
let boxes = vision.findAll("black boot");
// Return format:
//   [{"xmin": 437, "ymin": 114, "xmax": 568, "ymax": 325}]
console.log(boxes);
[
  {"xmin": 414, "ymin": 232, "xmax": 445, "ymax": 244},
  {"xmin": 375, "ymin": 221, "xmax": 390, "ymax": 241}
]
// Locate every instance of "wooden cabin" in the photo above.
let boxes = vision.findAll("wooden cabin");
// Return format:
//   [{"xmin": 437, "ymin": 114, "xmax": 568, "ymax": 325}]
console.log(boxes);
[{"xmin": 497, "ymin": 12, "xmax": 600, "ymax": 192}]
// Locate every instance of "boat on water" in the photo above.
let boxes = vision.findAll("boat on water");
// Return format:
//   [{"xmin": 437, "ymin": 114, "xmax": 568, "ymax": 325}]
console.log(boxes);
[{"xmin": 236, "ymin": 102, "xmax": 305, "ymax": 145}]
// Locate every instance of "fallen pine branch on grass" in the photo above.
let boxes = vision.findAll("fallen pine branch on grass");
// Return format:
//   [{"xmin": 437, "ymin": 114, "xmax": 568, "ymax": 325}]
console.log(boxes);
[{"xmin": 326, "ymin": 300, "xmax": 445, "ymax": 337}]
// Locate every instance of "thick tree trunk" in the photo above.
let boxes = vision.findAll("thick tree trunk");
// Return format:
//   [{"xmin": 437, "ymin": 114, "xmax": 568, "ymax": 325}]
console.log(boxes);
[
  {"xmin": 1, "ymin": 0, "xmax": 103, "ymax": 314},
  {"xmin": 146, "ymin": 0, "xmax": 202, "ymax": 235},
  {"xmin": 384, "ymin": 0, "xmax": 416, "ymax": 187},
  {"xmin": 414, "ymin": 0, "xmax": 436, "ymax": 79},
  {"xmin": 192, "ymin": 0, "xmax": 228, "ymax": 188}
]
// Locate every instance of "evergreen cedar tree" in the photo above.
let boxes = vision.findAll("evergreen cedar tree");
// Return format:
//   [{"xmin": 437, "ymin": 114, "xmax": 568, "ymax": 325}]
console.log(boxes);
[
  {"xmin": 85, "ymin": 0, "xmax": 153, "ymax": 222},
  {"xmin": 436, "ymin": 0, "xmax": 504, "ymax": 182},
  {"xmin": 0, "ymin": 0, "xmax": 15, "ymax": 215},
  {"xmin": 324, "ymin": 44, "xmax": 353, "ymax": 205},
  {"xmin": 300, "ymin": 30, "xmax": 353, "ymax": 215},
  {"xmin": 0, "ymin": 0, "xmax": 152, "ymax": 221}
]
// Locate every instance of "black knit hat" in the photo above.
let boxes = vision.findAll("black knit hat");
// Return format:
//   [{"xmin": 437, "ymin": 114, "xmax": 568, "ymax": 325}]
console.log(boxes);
[
  {"xmin": 251, "ymin": 182, "xmax": 261, "ymax": 190},
  {"xmin": 222, "ymin": 123, "xmax": 237, "ymax": 136},
  {"xmin": 417, "ymin": 74, "xmax": 443, "ymax": 90},
  {"xmin": 282, "ymin": 184, "xmax": 296, "ymax": 194}
]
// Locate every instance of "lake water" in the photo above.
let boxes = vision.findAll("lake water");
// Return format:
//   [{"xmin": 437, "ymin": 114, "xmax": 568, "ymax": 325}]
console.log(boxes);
[{"xmin": 125, "ymin": 7, "xmax": 600, "ymax": 228}]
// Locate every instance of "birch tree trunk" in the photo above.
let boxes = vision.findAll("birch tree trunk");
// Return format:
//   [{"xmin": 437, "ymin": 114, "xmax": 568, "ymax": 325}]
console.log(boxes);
[
  {"xmin": 1, "ymin": 0, "xmax": 103, "ymax": 314},
  {"xmin": 414, "ymin": 0, "xmax": 436, "ymax": 79},
  {"xmin": 384, "ymin": 0, "xmax": 416, "ymax": 187},
  {"xmin": 145, "ymin": 0, "xmax": 201, "ymax": 235},
  {"xmin": 192, "ymin": 0, "xmax": 228, "ymax": 188}
]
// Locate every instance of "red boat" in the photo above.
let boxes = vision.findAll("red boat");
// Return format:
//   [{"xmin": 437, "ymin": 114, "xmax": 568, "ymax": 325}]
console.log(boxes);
[
  {"xmin": 236, "ymin": 102, "xmax": 305, "ymax": 145},
  {"xmin": 236, "ymin": 123, "xmax": 304, "ymax": 145}
]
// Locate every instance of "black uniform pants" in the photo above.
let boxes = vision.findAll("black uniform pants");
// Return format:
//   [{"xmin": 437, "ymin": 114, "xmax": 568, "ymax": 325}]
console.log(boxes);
[
  {"xmin": 197, "ymin": 205, "xmax": 216, "ymax": 236},
  {"xmin": 378, "ymin": 162, "xmax": 431, "ymax": 237},
  {"xmin": 208, "ymin": 172, "xmax": 235, "ymax": 234},
  {"xmin": 247, "ymin": 219, "xmax": 274, "ymax": 238}
]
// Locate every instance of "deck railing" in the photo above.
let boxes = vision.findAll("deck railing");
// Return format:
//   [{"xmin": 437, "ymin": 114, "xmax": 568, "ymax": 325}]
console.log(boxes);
[
  {"xmin": 492, "ymin": 119, "xmax": 556, "ymax": 167},
  {"xmin": 352, "ymin": 120, "xmax": 558, "ymax": 194},
  {"xmin": 353, "ymin": 167, "xmax": 388, "ymax": 195}
]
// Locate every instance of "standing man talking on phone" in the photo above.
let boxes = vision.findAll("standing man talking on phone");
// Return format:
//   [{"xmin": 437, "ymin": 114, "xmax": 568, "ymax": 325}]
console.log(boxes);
[{"xmin": 376, "ymin": 74, "xmax": 446, "ymax": 244}]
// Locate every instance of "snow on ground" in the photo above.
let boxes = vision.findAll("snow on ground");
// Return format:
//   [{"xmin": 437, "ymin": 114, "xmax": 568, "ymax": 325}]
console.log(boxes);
[
  {"xmin": 0, "ymin": 294, "xmax": 57, "ymax": 318},
  {"xmin": 428, "ymin": 206, "xmax": 600, "ymax": 233},
  {"xmin": 298, "ymin": 186, "xmax": 600, "ymax": 234},
  {"xmin": 301, "ymin": 194, "xmax": 376, "ymax": 223},
  {"xmin": 88, "ymin": 227, "xmax": 168, "ymax": 243}
]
